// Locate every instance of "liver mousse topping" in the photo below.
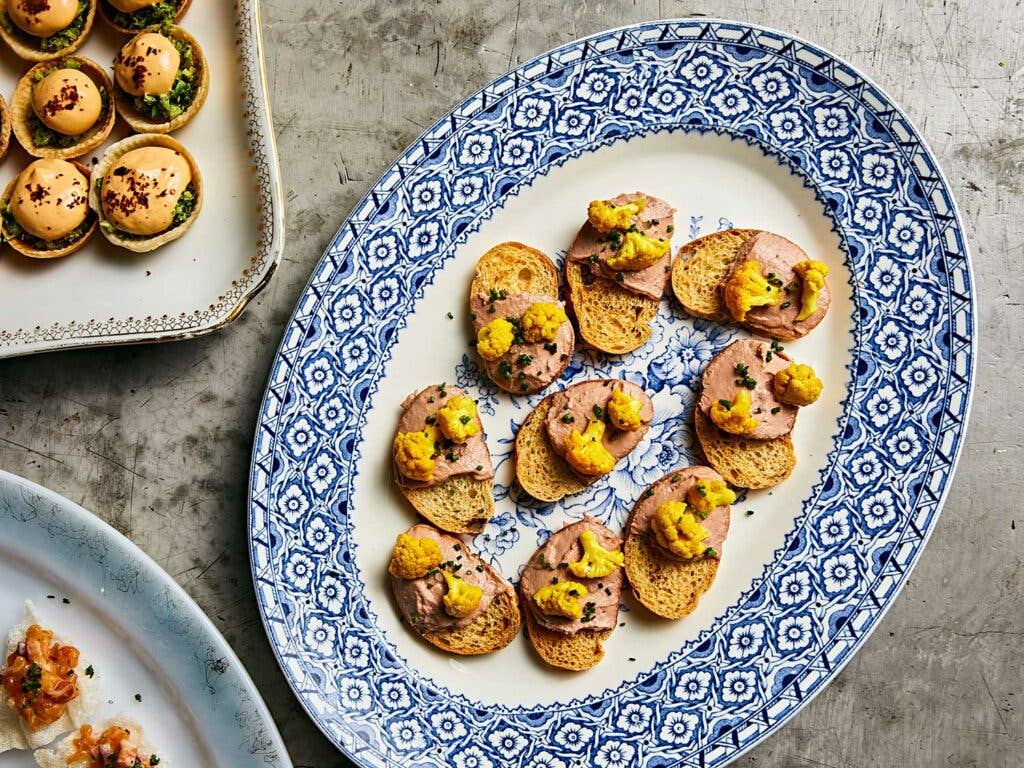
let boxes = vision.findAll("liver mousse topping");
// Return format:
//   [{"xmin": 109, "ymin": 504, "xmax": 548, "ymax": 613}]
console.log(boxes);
[
  {"xmin": 698, "ymin": 339, "xmax": 797, "ymax": 439},
  {"xmin": 469, "ymin": 292, "xmax": 573, "ymax": 392},
  {"xmin": 544, "ymin": 379, "xmax": 653, "ymax": 459},
  {"xmin": 519, "ymin": 516, "xmax": 623, "ymax": 635},
  {"xmin": 728, "ymin": 231, "xmax": 831, "ymax": 337},
  {"xmin": 567, "ymin": 192, "xmax": 675, "ymax": 300},
  {"xmin": 391, "ymin": 524, "xmax": 502, "ymax": 634},
  {"xmin": 628, "ymin": 466, "xmax": 731, "ymax": 558},
  {"xmin": 394, "ymin": 385, "xmax": 493, "ymax": 487}
]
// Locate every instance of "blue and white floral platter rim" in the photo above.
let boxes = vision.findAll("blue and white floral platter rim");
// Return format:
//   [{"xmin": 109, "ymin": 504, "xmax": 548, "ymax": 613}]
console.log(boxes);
[
  {"xmin": 0, "ymin": 469, "xmax": 292, "ymax": 767},
  {"xmin": 248, "ymin": 18, "xmax": 975, "ymax": 768}
]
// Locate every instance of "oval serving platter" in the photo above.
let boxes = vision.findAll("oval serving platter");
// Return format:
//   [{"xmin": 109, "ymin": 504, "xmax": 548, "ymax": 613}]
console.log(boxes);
[
  {"xmin": 0, "ymin": 0, "xmax": 283, "ymax": 359},
  {"xmin": 0, "ymin": 470, "xmax": 291, "ymax": 767},
  {"xmin": 249, "ymin": 19, "xmax": 974, "ymax": 768}
]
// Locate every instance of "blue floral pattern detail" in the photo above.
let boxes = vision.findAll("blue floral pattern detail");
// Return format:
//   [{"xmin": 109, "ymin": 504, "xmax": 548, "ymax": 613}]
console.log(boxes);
[{"xmin": 248, "ymin": 20, "xmax": 974, "ymax": 768}]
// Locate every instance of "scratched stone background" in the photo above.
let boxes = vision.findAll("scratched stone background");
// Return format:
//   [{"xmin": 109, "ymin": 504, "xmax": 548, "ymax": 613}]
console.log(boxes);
[{"xmin": 0, "ymin": 2, "xmax": 1021, "ymax": 766}]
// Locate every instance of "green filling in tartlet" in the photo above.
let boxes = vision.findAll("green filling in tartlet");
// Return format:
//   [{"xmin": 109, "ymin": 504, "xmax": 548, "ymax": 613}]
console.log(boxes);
[
  {"xmin": 107, "ymin": 0, "xmax": 178, "ymax": 29},
  {"xmin": 126, "ymin": 35, "xmax": 197, "ymax": 121},
  {"xmin": 0, "ymin": 201, "xmax": 91, "ymax": 251},
  {"xmin": 0, "ymin": 0, "xmax": 88, "ymax": 52},
  {"xmin": 96, "ymin": 178, "xmax": 197, "ymax": 239},
  {"xmin": 27, "ymin": 59, "xmax": 110, "ymax": 149}
]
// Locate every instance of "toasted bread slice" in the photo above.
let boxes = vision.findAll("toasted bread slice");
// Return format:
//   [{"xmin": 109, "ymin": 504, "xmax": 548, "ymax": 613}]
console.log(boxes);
[
  {"xmin": 470, "ymin": 241, "xmax": 558, "ymax": 296},
  {"xmin": 694, "ymin": 410, "xmax": 795, "ymax": 489},
  {"xmin": 400, "ymin": 476, "xmax": 494, "ymax": 535},
  {"xmin": 424, "ymin": 588, "xmax": 521, "ymax": 656},
  {"xmin": 521, "ymin": 591, "xmax": 611, "ymax": 671},
  {"xmin": 470, "ymin": 242, "xmax": 574, "ymax": 395},
  {"xmin": 671, "ymin": 228, "xmax": 759, "ymax": 321},
  {"xmin": 565, "ymin": 260, "xmax": 658, "ymax": 354},
  {"xmin": 514, "ymin": 396, "xmax": 590, "ymax": 502},
  {"xmin": 624, "ymin": 535, "xmax": 721, "ymax": 619}
]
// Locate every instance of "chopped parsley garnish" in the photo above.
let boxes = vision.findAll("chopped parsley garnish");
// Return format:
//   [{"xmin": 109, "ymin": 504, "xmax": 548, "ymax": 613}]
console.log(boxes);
[
  {"xmin": 745, "ymin": 510, "xmax": 755, "ymax": 517},
  {"xmin": 561, "ymin": 412, "xmax": 575, "ymax": 423},
  {"xmin": 734, "ymin": 362, "xmax": 757, "ymax": 389},
  {"xmin": 780, "ymin": 301, "xmax": 791, "ymax": 310},
  {"xmin": 592, "ymin": 404, "xmax": 604, "ymax": 419},
  {"xmin": 134, "ymin": 693, "xmax": 143, "ymax": 702},
  {"xmin": 543, "ymin": 342, "xmax": 558, "ymax": 354},
  {"xmin": 85, "ymin": 665, "xmax": 94, "ymax": 678},
  {"xmin": 459, "ymin": 414, "xmax": 471, "ymax": 424},
  {"xmin": 498, "ymin": 361, "xmax": 513, "ymax": 379},
  {"xmin": 537, "ymin": 553, "xmax": 554, "ymax": 570},
  {"xmin": 766, "ymin": 272, "xmax": 784, "ymax": 288},
  {"xmin": 446, "ymin": 312, "xmax": 454, "ymax": 319},
  {"xmin": 516, "ymin": 354, "xmax": 532, "ymax": 367},
  {"xmin": 615, "ymin": 272, "xmax": 624, "ymax": 283},
  {"xmin": 718, "ymin": 398, "xmax": 733, "ymax": 410},
  {"xmin": 704, "ymin": 547, "xmax": 718, "ymax": 558},
  {"xmin": 22, "ymin": 663, "xmax": 42, "ymax": 696},
  {"xmin": 771, "ymin": 407, "xmax": 781, "ymax": 415}
]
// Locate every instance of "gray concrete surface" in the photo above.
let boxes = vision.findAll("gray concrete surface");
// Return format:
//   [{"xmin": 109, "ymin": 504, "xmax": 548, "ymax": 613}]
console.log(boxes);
[{"xmin": 1, "ymin": 1, "xmax": 1021, "ymax": 766}]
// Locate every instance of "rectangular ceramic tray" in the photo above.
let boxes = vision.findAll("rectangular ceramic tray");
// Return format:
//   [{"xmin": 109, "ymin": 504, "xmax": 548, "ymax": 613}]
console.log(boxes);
[{"xmin": 0, "ymin": 0, "xmax": 283, "ymax": 359}]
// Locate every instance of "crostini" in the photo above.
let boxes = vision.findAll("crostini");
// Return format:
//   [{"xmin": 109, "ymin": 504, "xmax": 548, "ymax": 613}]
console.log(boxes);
[
  {"xmin": 515, "ymin": 378, "xmax": 653, "ymax": 502},
  {"xmin": 469, "ymin": 242, "xmax": 575, "ymax": 394},
  {"xmin": 672, "ymin": 229, "xmax": 831, "ymax": 341},
  {"xmin": 388, "ymin": 524, "xmax": 520, "ymax": 655},
  {"xmin": 694, "ymin": 338, "xmax": 822, "ymax": 489},
  {"xmin": 624, "ymin": 467, "xmax": 734, "ymax": 619},
  {"xmin": 564, "ymin": 193, "xmax": 676, "ymax": 354},
  {"xmin": 0, "ymin": 603, "xmax": 93, "ymax": 753},
  {"xmin": 520, "ymin": 517, "xmax": 624, "ymax": 671},
  {"xmin": 35, "ymin": 718, "xmax": 160, "ymax": 768},
  {"xmin": 393, "ymin": 384, "xmax": 495, "ymax": 533}
]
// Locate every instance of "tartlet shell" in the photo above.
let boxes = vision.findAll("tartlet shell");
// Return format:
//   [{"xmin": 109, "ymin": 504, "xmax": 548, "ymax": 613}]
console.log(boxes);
[
  {"xmin": 0, "ymin": 159, "xmax": 97, "ymax": 259},
  {"xmin": 11, "ymin": 56, "xmax": 117, "ymax": 160},
  {"xmin": 0, "ymin": 93, "xmax": 11, "ymax": 162},
  {"xmin": 89, "ymin": 132, "xmax": 203, "ymax": 253},
  {"xmin": 0, "ymin": 0, "xmax": 97, "ymax": 62},
  {"xmin": 113, "ymin": 25, "xmax": 209, "ymax": 134},
  {"xmin": 98, "ymin": 0, "xmax": 193, "ymax": 35}
]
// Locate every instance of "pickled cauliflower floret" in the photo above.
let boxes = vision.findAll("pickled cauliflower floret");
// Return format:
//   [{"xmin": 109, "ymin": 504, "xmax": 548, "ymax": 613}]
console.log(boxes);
[
  {"xmin": 520, "ymin": 302, "xmax": 567, "ymax": 343},
  {"xmin": 436, "ymin": 395, "xmax": 480, "ymax": 443},
  {"xmin": 533, "ymin": 581, "xmax": 588, "ymax": 619},
  {"xmin": 606, "ymin": 387, "xmax": 644, "ymax": 431},
  {"xmin": 606, "ymin": 230, "xmax": 670, "ymax": 271},
  {"xmin": 587, "ymin": 197, "xmax": 645, "ymax": 234},
  {"xmin": 442, "ymin": 571, "xmax": 483, "ymax": 618},
  {"xmin": 388, "ymin": 533, "xmax": 443, "ymax": 579},
  {"xmin": 773, "ymin": 362, "xmax": 823, "ymax": 406},
  {"xmin": 723, "ymin": 260, "xmax": 781, "ymax": 321},
  {"xmin": 476, "ymin": 317, "xmax": 515, "ymax": 361},
  {"xmin": 569, "ymin": 530, "xmax": 624, "ymax": 579},
  {"xmin": 793, "ymin": 259, "xmax": 829, "ymax": 321},
  {"xmin": 710, "ymin": 389, "xmax": 759, "ymax": 435},
  {"xmin": 651, "ymin": 500, "xmax": 710, "ymax": 560},
  {"xmin": 564, "ymin": 419, "xmax": 616, "ymax": 476},
  {"xmin": 687, "ymin": 478, "xmax": 737, "ymax": 517},
  {"xmin": 393, "ymin": 425, "xmax": 439, "ymax": 481}
]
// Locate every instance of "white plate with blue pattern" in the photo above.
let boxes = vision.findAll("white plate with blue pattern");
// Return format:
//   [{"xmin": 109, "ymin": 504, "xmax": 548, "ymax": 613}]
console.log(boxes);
[
  {"xmin": 248, "ymin": 19, "xmax": 975, "ymax": 768},
  {"xmin": 0, "ymin": 470, "xmax": 291, "ymax": 768}
]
